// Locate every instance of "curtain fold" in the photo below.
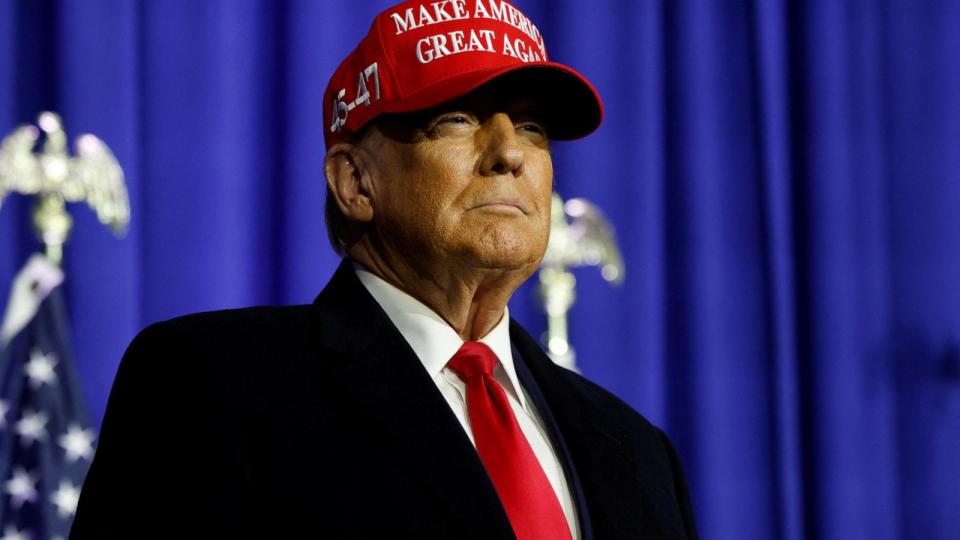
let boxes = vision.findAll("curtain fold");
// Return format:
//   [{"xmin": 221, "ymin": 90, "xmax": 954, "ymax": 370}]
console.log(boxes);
[{"xmin": 749, "ymin": 1, "xmax": 806, "ymax": 538}]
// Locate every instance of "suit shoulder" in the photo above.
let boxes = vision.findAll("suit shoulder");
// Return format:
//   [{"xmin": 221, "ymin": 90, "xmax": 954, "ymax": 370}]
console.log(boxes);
[
  {"xmin": 554, "ymin": 365, "xmax": 662, "ymax": 432},
  {"xmin": 155, "ymin": 304, "xmax": 312, "ymax": 333},
  {"xmin": 134, "ymin": 304, "xmax": 312, "ymax": 347},
  {"xmin": 509, "ymin": 319, "xmax": 659, "ymax": 433},
  {"xmin": 120, "ymin": 305, "xmax": 315, "ymax": 380}
]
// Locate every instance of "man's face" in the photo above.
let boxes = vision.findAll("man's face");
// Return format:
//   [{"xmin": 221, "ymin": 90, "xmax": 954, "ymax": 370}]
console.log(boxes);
[{"xmin": 358, "ymin": 85, "xmax": 554, "ymax": 276}]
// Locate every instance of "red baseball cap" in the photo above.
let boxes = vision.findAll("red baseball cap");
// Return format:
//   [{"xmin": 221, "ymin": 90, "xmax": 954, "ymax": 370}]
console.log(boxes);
[{"xmin": 323, "ymin": 0, "xmax": 603, "ymax": 149}]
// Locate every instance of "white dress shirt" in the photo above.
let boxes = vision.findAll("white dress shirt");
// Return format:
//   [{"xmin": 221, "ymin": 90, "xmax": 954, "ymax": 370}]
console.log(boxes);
[{"xmin": 355, "ymin": 266, "xmax": 580, "ymax": 539}]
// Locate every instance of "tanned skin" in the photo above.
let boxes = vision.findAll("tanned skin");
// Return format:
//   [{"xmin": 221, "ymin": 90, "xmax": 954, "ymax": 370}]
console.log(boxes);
[{"xmin": 325, "ymin": 84, "xmax": 553, "ymax": 341}]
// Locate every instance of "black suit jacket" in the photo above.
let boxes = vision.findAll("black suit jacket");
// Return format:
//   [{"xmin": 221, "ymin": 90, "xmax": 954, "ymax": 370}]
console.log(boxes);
[{"xmin": 72, "ymin": 261, "xmax": 697, "ymax": 539}]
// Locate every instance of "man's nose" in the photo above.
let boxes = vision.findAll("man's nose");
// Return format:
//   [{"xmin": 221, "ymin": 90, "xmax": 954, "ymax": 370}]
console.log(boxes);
[{"xmin": 478, "ymin": 113, "xmax": 524, "ymax": 177}]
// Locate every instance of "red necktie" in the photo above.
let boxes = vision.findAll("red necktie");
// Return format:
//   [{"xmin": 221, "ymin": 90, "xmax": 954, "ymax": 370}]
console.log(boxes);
[{"xmin": 447, "ymin": 341, "xmax": 572, "ymax": 540}]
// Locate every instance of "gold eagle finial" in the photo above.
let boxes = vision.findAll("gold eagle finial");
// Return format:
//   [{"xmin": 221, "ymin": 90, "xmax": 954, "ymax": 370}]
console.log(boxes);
[{"xmin": 0, "ymin": 112, "xmax": 129, "ymax": 264}]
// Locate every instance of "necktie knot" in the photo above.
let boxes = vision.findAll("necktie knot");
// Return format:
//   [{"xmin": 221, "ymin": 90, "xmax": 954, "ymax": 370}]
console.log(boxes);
[{"xmin": 447, "ymin": 341, "xmax": 497, "ymax": 381}]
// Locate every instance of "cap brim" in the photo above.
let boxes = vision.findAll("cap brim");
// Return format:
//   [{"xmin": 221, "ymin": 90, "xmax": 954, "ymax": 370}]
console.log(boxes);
[{"xmin": 382, "ymin": 62, "xmax": 603, "ymax": 141}]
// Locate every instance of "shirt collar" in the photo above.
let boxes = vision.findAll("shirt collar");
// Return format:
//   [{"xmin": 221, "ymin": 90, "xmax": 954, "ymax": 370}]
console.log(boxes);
[{"xmin": 354, "ymin": 263, "xmax": 526, "ymax": 409}]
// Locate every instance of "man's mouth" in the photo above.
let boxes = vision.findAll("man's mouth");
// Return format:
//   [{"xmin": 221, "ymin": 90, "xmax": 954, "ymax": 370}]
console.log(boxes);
[{"xmin": 471, "ymin": 197, "xmax": 528, "ymax": 215}]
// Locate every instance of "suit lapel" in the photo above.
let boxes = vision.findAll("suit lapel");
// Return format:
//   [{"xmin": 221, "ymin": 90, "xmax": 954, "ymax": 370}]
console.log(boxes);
[
  {"xmin": 511, "ymin": 321, "xmax": 676, "ymax": 538},
  {"xmin": 513, "ymin": 343, "xmax": 596, "ymax": 540},
  {"xmin": 308, "ymin": 261, "xmax": 514, "ymax": 538}
]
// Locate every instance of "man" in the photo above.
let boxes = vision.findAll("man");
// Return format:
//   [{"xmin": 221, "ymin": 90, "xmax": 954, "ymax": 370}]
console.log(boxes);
[{"xmin": 72, "ymin": 1, "xmax": 697, "ymax": 538}]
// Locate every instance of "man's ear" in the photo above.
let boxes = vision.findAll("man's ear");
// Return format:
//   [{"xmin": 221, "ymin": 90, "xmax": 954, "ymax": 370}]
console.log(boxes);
[{"xmin": 325, "ymin": 143, "xmax": 374, "ymax": 224}]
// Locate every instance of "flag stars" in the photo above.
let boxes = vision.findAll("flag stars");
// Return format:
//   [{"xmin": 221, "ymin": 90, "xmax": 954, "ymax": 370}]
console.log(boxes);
[
  {"xmin": 25, "ymin": 349, "xmax": 59, "ymax": 388},
  {"xmin": 50, "ymin": 479, "xmax": 81, "ymax": 518},
  {"xmin": 4, "ymin": 467, "xmax": 38, "ymax": 509},
  {"xmin": 0, "ymin": 399, "xmax": 8, "ymax": 429},
  {"xmin": 0, "ymin": 526, "xmax": 30, "ymax": 540},
  {"xmin": 15, "ymin": 410, "xmax": 49, "ymax": 446},
  {"xmin": 58, "ymin": 424, "xmax": 96, "ymax": 462}
]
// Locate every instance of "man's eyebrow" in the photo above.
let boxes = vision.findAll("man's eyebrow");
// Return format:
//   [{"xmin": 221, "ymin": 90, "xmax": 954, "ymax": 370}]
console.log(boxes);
[
  {"xmin": 387, "ymin": 95, "xmax": 548, "ymax": 129},
  {"xmin": 511, "ymin": 105, "xmax": 546, "ymax": 120},
  {"xmin": 505, "ymin": 102, "xmax": 549, "ymax": 127}
]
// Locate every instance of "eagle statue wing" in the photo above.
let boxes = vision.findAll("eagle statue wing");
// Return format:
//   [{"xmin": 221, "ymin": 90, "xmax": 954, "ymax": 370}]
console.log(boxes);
[
  {"xmin": 0, "ymin": 125, "xmax": 42, "ymax": 207},
  {"xmin": 68, "ymin": 134, "xmax": 130, "ymax": 234}
]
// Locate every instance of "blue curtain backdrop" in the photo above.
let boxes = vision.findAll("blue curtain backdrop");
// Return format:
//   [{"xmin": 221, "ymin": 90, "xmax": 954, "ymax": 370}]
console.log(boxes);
[{"xmin": 1, "ymin": 0, "xmax": 958, "ymax": 538}]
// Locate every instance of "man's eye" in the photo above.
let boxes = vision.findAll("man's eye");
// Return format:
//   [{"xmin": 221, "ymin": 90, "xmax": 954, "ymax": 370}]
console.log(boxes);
[
  {"xmin": 517, "ymin": 122, "xmax": 547, "ymax": 140},
  {"xmin": 442, "ymin": 115, "xmax": 471, "ymax": 124},
  {"xmin": 425, "ymin": 114, "xmax": 474, "ymax": 132},
  {"xmin": 518, "ymin": 122, "xmax": 545, "ymax": 134}
]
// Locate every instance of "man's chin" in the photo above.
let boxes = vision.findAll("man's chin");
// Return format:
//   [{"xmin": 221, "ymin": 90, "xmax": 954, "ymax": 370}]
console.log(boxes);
[
  {"xmin": 463, "ymin": 248, "xmax": 545, "ymax": 278},
  {"xmin": 471, "ymin": 235, "xmax": 546, "ymax": 272}
]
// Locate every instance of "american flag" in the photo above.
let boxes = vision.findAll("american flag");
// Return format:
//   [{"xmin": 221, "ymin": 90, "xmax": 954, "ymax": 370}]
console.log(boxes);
[{"xmin": 0, "ymin": 256, "xmax": 96, "ymax": 540}]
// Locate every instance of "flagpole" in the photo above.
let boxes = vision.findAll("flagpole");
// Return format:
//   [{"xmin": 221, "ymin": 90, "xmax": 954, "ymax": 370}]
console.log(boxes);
[
  {"xmin": 537, "ymin": 193, "xmax": 625, "ymax": 372},
  {"xmin": 0, "ymin": 112, "xmax": 128, "ymax": 537},
  {"xmin": 32, "ymin": 194, "xmax": 71, "ymax": 266}
]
